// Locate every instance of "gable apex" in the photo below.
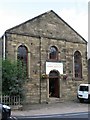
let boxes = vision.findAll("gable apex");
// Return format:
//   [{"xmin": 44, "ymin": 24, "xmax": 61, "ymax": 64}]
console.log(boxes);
[{"xmin": 6, "ymin": 10, "xmax": 87, "ymax": 44}]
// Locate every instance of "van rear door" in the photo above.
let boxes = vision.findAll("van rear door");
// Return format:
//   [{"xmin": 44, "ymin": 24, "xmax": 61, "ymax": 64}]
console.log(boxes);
[{"xmin": 78, "ymin": 85, "xmax": 88, "ymax": 99}]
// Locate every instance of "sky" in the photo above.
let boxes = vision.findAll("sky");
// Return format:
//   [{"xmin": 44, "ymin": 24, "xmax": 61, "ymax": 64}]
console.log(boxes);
[{"xmin": 0, "ymin": 0, "xmax": 89, "ymax": 56}]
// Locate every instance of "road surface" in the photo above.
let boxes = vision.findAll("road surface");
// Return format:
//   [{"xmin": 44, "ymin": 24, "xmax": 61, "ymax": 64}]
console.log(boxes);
[{"xmin": 14, "ymin": 112, "xmax": 89, "ymax": 120}]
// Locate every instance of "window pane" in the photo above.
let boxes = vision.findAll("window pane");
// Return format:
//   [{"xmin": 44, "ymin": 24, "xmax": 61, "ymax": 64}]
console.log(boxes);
[
  {"xmin": 17, "ymin": 45, "xmax": 28, "ymax": 76},
  {"xmin": 17, "ymin": 45, "xmax": 27, "ymax": 64},
  {"xmin": 74, "ymin": 51, "xmax": 82, "ymax": 78},
  {"xmin": 79, "ymin": 86, "xmax": 88, "ymax": 91},
  {"xmin": 49, "ymin": 46, "xmax": 58, "ymax": 60}
]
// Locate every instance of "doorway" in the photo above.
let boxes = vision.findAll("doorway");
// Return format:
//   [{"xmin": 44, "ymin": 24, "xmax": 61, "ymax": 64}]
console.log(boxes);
[{"xmin": 49, "ymin": 70, "xmax": 59, "ymax": 98}]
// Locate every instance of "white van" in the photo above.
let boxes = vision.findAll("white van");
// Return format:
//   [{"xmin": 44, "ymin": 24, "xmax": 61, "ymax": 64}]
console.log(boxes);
[{"xmin": 77, "ymin": 84, "xmax": 90, "ymax": 103}]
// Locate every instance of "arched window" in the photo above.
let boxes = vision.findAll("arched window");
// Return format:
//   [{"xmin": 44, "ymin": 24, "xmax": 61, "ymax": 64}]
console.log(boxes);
[
  {"xmin": 17, "ymin": 45, "xmax": 28, "ymax": 74},
  {"xmin": 74, "ymin": 51, "xmax": 82, "ymax": 78},
  {"xmin": 49, "ymin": 46, "xmax": 58, "ymax": 60}
]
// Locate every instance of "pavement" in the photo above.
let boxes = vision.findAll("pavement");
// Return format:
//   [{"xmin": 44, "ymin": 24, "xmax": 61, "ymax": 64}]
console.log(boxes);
[{"xmin": 11, "ymin": 100, "xmax": 89, "ymax": 117}]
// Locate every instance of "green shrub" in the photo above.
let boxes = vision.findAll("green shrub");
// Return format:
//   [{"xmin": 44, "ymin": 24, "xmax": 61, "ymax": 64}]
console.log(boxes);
[{"xmin": 2, "ymin": 59, "xmax": 27, "ymax": 98}]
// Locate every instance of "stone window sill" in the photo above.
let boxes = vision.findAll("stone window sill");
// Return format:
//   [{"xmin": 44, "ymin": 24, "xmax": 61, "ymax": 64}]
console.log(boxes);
[{"xmin": 72, "ymin": 77, "xmax": 83, "ymax": 81}]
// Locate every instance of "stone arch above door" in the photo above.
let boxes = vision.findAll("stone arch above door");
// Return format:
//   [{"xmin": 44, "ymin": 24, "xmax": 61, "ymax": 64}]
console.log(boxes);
[{"xmin": 49, "ymin": 70, "xmax": 60, "ymax": 78}]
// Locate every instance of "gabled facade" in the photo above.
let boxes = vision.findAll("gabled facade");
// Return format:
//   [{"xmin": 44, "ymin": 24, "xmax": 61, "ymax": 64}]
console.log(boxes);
[{"xmin": 1, "ymin": 10, "xmax": 88, "ymax": 103}]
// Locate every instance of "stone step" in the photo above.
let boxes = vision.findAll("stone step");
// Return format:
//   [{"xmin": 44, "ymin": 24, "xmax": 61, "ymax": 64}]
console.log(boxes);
[{"xmin": 48, "ymin": 97, "xmax": 63, "ymax": 103}]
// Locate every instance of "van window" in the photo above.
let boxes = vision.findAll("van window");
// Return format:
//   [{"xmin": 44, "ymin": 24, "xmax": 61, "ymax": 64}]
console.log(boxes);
[{"xmin": 79, "ymin": 86, "xmax": 88, "ymax": 91}]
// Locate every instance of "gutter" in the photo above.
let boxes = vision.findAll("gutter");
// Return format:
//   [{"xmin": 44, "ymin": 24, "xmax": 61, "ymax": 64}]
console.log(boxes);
[{"xmin": 3, "ymin": 34, "xmax": 6, "ymax": 60}]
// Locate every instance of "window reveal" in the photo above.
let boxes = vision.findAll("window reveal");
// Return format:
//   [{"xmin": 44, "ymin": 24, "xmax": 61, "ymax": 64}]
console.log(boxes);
[
  {"xmin": 17, "ymin": 45, "xmax": 28, "ymax": 75},
  {"xmin": 49, "ymin": 46, "xmax": 58, "ymax": 60},
  {"xmin": 74, "ymin": 51, "xmax": 82, "ymax": 78}
]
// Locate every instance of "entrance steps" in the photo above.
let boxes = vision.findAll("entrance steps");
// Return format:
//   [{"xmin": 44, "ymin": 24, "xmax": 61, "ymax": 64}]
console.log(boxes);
[{"xmin": 47, "ymin": 97, "xmax": 64, "ymax": 103}]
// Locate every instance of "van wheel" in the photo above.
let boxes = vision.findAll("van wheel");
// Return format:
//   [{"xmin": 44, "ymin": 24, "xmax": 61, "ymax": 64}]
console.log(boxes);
[{"xmin": 79, "ymin": 99, "xmax": 84, "ymax": 103}]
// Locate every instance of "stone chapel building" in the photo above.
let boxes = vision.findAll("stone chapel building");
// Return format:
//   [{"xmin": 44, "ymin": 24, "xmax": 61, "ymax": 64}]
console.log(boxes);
[{"xmin": 1, "ymin": 10, "xmax": 88, "ymax": 104}]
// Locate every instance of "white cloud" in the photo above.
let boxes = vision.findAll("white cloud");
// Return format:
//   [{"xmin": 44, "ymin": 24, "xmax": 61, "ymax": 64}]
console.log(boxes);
[
  {"xmin": 0, "ymin": 8, "xmax": 88, "ymax": 39},
  {"xmin": 0, "ymin": 0, "xmax": 88, "ymax": 42},
  {"xmin": 0, "ymin": 10, "xmax": 29, "ymax": 36},
  {"xmin": 58, "ymin": 9, "xmax": 88, "ymax": 41},
  {"xmin": 0, "ymin": 0, "xmax": 88, "ymax": 57}
]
